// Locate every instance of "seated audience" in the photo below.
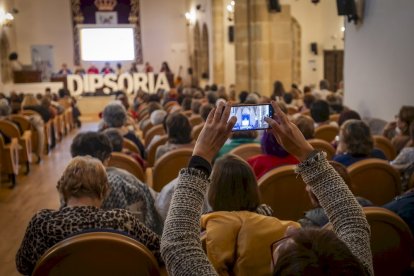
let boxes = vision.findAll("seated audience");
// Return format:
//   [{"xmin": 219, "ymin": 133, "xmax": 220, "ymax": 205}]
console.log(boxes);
[
  {"xmin": 0, "ymin": 98, "xmax": 11, "ymax": 119},
  {"xmin": 102, "ymin": 102, "xmax": 145, "ymax": 158},
  {"xmin": 87, "ymin": 64, "xmax": 99, "ymax": 74},
  {"xmin": 191, "ymin": 100, "xmax": 202, "ymax": 115},
  {"xmin": 16, "ymin": 156, "xmax": 161, "ymax": 275},
  {"xmin": 326, "ymin": 93, "xmax": 344, "ymax": 114},
  {"xmin": 383, "ymin": 105, "xmax": 414, "ymax": 154},
  {"xmin": 202, "ymin": 154, "xmax": 298, "ymax": 275},
  {"xmin": 21, "ymin": 94, "xmax": 51, "ymax": 123},
  {"xmin": 181, "ymin": 96, "xmax": 192, "ymax": 111},
  {"xmin": 103, "ymin": 128, "xmax": 145, "ymax": 169},
  {"xmin": 271, "ymin": 80, "xmax": 286, "ymax": 100},
  {"xmin": 200, "ymin": 103, "xmax": 214, "ymax": 122},
  {"xmin": 313, "ymin": 79, "xmax": 332, "ymax": 100},
  {"xmin": 311, "ymin": 100, "xmax": 337, "ymax": 128},
  {"xmin": 247, "ymin": 131, "xmax": 299, "ymax": 179},
  {"xmin": 299, "ymin": 93, "xmax": 315, "ymax": 113},
  {"xmin": 238, "ymin": 91, "xmax": 249, "ymax": 103},
  {"xmin": 161, "ymin": 101, "xmax": 373, "ymax": 275},
  {"xmin": 71, "ymin": 132, "xmax": 162, "ymax": 234},
  {"xmin": 299, "ymin": 161, "xmax": 373, "ymax": 228},
  {"xmin": 292, "ymin": 115, "xmax": 315, "ymax": 140},
  {"xmin": 338, "ymin": 109, "xmax": 361, "ymax": 126},
  {"xmin": 146, "ymin": 109, "xmax": 168, "ymax": 149},
  {"xmin": 217, "ymin": 131, "xmax": 259, "ymax": 158},
  {"xmin": 334, "ymin": 119, "xmax": 387, "ymax": 166},
  {"xmin": 155, "ymin": 112, "xmax": 193, "ymax": 160},
  {"xmin": 139, "ymin": 101, "xmax": 162, "ymax": 132}
]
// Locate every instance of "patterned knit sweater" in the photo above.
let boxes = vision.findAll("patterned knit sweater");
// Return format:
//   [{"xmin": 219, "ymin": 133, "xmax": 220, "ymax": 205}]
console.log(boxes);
[{"xmin": 161, "ymin": 152, "xmax": 374, "ymax": 276}]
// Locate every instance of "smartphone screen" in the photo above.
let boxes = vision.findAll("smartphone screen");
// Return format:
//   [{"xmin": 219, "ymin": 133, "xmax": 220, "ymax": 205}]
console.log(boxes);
[{"xmin": 230, "ymin": 104, "xmax": 274, "ymax": 131}]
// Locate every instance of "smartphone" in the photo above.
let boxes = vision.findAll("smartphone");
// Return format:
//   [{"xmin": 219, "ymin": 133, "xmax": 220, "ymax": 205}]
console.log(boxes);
[{"xmin": 230, "ymin": 104, "xmax": 274, "ymax": 132}]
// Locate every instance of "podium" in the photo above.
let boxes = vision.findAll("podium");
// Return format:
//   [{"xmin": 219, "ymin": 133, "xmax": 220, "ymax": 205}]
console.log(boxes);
[{"xmin": 13, "ymin": 71, "xmax": 42, "ymax": 83}]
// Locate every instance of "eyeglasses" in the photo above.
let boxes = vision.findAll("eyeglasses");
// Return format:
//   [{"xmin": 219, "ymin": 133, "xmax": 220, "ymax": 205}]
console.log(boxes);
[{"xmin": 270, "ymin": 235, "xmax": 291, "ymax": 267}]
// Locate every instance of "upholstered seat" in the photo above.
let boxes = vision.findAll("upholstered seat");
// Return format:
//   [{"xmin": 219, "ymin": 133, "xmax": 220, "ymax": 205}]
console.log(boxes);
[
  {"xmin": 108, "ymin": 152, "xmax": 146, "ymax": 182},
  {"xmin": 0, "ymin": 135, "xmax": 19, "ymax": 187},
  {"xmin": 152, "ymin": 148, "xmax": 193, "ymax": 192},
  {"xmin": 147, "ymin": 135, "xmax": 168, "ymax": 167},
  {"xmin": 348, "ymin": 159, "xmax": 401, "ymax": 205},
  {"xmin": 188, "ymin": 115, "xmax": 203, "ymax": 127},
  {"xmin": 32, "ymin": 231, "xmax": 161, "ymax": 276},
  {"xmin": 258, "ymin": 165, "xmax": 313, "ymax": 221},
  {"xmin": 314, "ymin": 124, "xmax": 339, "ymax": 143},
  {"xmin": 229, "ymin": 143, "xmax": 262, "ymax": 161},
  {"xmin": 145, "ymin": 125, "xmax": 165, "ymax": 148},
  {"xmin": 373, "ymin": 135, "xmax": 397, "ymax": 160},
  {"xmin": 191, "ymin": 123, "xmax": 204, "ymax": 140},
  {"xmin": 308, "ymin": 138, "xmax": 336, "ymax": 160},
  {"xmin": 123, "ymin": 138, "xmax": 141, "ymax": 156}
]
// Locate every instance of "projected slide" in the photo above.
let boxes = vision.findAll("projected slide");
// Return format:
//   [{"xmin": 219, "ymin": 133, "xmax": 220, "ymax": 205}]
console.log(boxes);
[{"xmin": 80, "ymin": 27, "xmax": 135, "ymax": 61}]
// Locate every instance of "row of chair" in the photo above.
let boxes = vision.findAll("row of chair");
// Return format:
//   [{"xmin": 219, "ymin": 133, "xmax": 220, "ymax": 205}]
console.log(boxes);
[
  {"xmin": 31, "ymin": 206, "xmax": 413, "ymax": 276},
  {"xmin": 0, "ymin": 109, "xmax": 75, "ymax": 187}
]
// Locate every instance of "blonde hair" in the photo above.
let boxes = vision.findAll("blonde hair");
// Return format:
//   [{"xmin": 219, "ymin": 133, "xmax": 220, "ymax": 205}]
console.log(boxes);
[
  {"xmin": 21, "ymin": 94, "xmax": 40, "ymax": 108},
  {"xmin": 57, "ymin": 156, "xmax": 109, "ymax": 203}
]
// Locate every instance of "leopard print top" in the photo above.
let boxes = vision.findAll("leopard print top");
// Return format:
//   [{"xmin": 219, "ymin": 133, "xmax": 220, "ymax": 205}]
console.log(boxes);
[{"xmin": 16, "ymin": 206, "xmax": 160, "ymax": 275}]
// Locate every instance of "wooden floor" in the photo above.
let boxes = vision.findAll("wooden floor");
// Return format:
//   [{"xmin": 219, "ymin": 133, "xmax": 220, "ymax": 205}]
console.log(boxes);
[{"xmin": 0, "ymin": 122, "xmax": 97, "ymax": 276}]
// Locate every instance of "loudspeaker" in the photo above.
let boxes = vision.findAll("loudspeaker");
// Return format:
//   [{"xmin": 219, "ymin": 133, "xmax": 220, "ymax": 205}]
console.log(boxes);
[
  {"xmin": 310, "ymin": 43, "xmax": 318, "ymax": 55},
  {"xmin": 228, "ymin": 26, "xmax": 234, "ymax": 43},
  {"xmin": 336, "ymin": 0, "xmax": 356, "ymax": 16},
  {"xmin": 267, "ymin": 0, "xmax": 281, "ymax": 13}
]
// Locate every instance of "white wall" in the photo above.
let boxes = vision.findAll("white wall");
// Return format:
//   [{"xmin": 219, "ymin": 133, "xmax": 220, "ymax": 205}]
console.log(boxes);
[
  {"xmin": 344, "ymin": 0, "xmax": 414, "ymax": 121},
  {"xmin": 10, "ymin": 0, "xmax": 188, "ymax": 76},
  {"xmin": 281, "ymin": 0, "xmax": 344, "ymax": 87}
]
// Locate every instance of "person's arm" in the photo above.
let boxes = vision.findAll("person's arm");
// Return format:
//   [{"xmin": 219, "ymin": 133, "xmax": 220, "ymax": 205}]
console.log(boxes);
[
  {"xmin": 161, "ymin": 102, "xmax": 236, "ymax": 276},
  {"xmin": 265, "ymin": 101, "xmax": 373, "ymax": 275}
]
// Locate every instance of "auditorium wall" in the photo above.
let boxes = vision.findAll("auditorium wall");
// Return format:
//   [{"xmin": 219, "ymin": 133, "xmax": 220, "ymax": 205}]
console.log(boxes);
[
  {"xmin": 10, "ymin": 0, "xmax": 188, "ymax": 76},
  {"xmin": 344, "ymin": 0, "xmax": 414, "ymax": 121}
]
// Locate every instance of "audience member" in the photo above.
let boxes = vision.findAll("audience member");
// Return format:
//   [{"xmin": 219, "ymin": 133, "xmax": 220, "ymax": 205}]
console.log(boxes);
[
  {"xmin": 334, "ymin": 119, "xmax": 386, "ymax": 166},
  {"xmin": 300, "ymin": 93, "xmax": 315, "ymax": 114},
  {"xmin": 244, "ymin": 93, "xmax": 259, "ymax": 104},
  {"xmin": 313, "ymin": 79, "xmax": 332, "ymax": 100},
  {"xmin": 146, "ymin": 109, "xmax": 168, "ymax": 149},
  {"xmin": 292, "ymin": 115, "xmax": 315, "ymax": 140},
  {"xmin": 190, "ymin": 100, "xmax": 202, "ymax": 115},
  {"xmin": 338, "ymin": 110, "xmax": 361, "ymax": 126},
  {"xmin": 102, "ymin": 102, "xmax": 145, "ymax": 158},
  {"xmin": 116, "ymin": 62, "xmax": 123, "ymax": 75},
  {"xmin": 207, "ymin": 91, "xmax": 218, "ymax": 105},
  {"xmin": 161, "ymin": 101, "xmax": 373, "ymax": 275},
  {"xmin": 21, "ymin": 94, "xmax": 51, "ymax": 123},
  {"xmin": 217, "ymin": 131, "xmax": 259, "ymax": 158},
  {"xmin": 155, "ymin": 112, "xmax": 193, "ymax": 160},
  {"xmin": 0, "ymin": 98, "xmax": 11, "ymax": 119},
  {"xmin": 383, "ymin": 105, "xmax": 414, "ymax": 154},
  {"xmin": 201, "ymin": 154, "xmax": 298, "ymax": 274},
  {"xmin": 181, "ymin": 96, "xmax": 192, "ymax": 111},
  {"xmin": 247, "ymin": 131, "xmax": 299, "ymax": 179},
  {"xmin": 238, "ymin": 91, "xmax": 249, "ymax": 103},
  {"xmin": 271, "ymin": 80, "xmax": 286, "ymax": 100},
  {"xmin": 70, "ymin": 132, "xmax": 162, "ymax": 233},
  {"xmin": 383, "ymin": 188, "xmax": 414, "ymax": 234},
  {"xmin": 16, "ymin": 156, "xmax": 161, "ymax": 275},
  {"xmin": 298, "ymin": 161, "xmax": 373, "ymax": 228},
  {"xmin": 311, "ymin": 100, "xmax": 337, "ymax": 128},
  {"xmin": 103, "ymin": 128, "xmax": 145, "ymax": 169}
]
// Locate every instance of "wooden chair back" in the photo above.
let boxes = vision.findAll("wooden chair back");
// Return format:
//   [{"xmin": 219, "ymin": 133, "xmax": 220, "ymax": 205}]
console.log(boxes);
[
  {"xmin": 188, "ymin": 115, "xmax": 203, "ymax": 127},
  {"xmin": 308, "ymin": 139, "xmax": 336, "ymax": 160},
  {"xmin": 182, "ymin": 110, "xmax": 193, "ymax": 117},
  {"xmin": 348, "ymin": 159, "xmax": 401, "ymax": 205},
  {"xmin": 314, "ymin": 124, "xmax": 339, "ymax": 143},
  {"xmin": 329, "ymin": 113, "xmax": 340, "ymax": 123},
  {"xmin": 229, "ymin": 143, "xmax": 262, "ymax": 161},
  {"xmin": 258, "ymin": 165, "xmax": 313, "ymax": 221},
  {"xmin": 164, "ymin": 101, "xmax": 179, "ymax": 113},
  {"xmin": 123, "ymin": 138, "xmax": 141, "ymax": 156},
  {"xmin": 147, "ymin": 135, "xmax": 168, "ymax": 167},
  {"xmin": 287, "ymin": 106, "xmax": 298, "ymax": 115},
  {"xmin": 0, "ymin": 135, "xmax": 19, "ymax": 187},
  {"xmin": 10, "ymin": 114, "xmax": 40, "ymax": 158},
  {"xmin": 145, "ymin": 125, "xmax": 165, "ymax": 148},
  {"xmin": 108, "ymin": 152, "xmax": 146, "ymax": 182},
  {"xmin": 373, "ymin": 135, "xmax": 397, "ymax": 161},
  {"xmin": 142, "ymin": 121, "xmax": 154, "ymax": 138},
  {"xmin": 191, "ymin": 123, "xmax": 204, "ymax": 140},
  {"xmin": 0, "ymin": 119, "xmax": 32, "ymax": 164},
  {"xmin": 32, "ymin": 231, "xmax": 160, "ymax": 276},
  {"xmin": 152, "ymin": 148, "xmax": 194, "ymax": 192}
]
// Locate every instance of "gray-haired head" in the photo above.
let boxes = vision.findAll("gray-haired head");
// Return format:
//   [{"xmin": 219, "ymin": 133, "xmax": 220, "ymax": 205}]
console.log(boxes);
[
  {"xmin": 150, "ymin": 109, "xmax": 167, "ymax": 125},
  {"xmin": 102, "ymin": 102, "xmax": 127, "ymax": 128},
  {"xmin": 0, "ymin": 99, "xmax": 11, "ymax": 117}
]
